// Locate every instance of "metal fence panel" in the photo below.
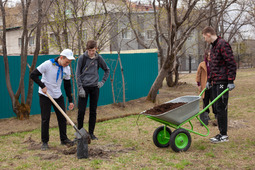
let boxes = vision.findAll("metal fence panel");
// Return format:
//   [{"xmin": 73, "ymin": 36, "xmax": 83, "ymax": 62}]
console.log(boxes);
[{"xmin": 0, "ymin": 51, "xmax": 158, "ymax": 119}]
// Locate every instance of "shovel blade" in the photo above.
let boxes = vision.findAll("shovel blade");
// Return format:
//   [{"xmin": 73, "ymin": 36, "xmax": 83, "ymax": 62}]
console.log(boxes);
[
  {"xmin": 77, "ymin": 137, "xmax": 89, "ymax": 159},
  {"xmin": 75, "ymin": 128, "xmax": 91, "ymax": 144}
]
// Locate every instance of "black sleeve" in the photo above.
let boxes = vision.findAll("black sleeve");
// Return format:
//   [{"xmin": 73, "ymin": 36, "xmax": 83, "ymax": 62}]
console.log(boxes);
[
  {"xmin": 30, "ymin": 69, "xmax": 46, "ymax": 88},
  {"xmin": 64, "ymin": 79, "xmax": 73, "ymax": 103}
]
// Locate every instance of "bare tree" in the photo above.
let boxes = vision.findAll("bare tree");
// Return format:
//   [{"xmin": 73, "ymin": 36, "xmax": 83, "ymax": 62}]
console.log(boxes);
[
  {"xmin": 46, "ymin": 0, "xmax": 124, "ymax": 52},
  {"xmin": 247, "ymin": 0, "xmax": 255, "ymax": 30},
  {"xmin": 26, "ymin": 0, "xmax": 43, "ymax": 113},
  {"xmin": 0, "ymin": 0, "xmax": 51, "ymax": 119},
  {"xmin": 116, "ymin": 39, "xmax": 126, "ymax": 107},
  {"xmin": 108, "ymin": 57, "xmax": 118, "ymax": 104},
  {"xmin": 207, "ymin": 0, "xmax": 251, "ymax": 42},
  {"xmin": 44, "ymin": 0, "xmax": 126, "ymax": 106},
  {"xmin": 124, "ymin": 0, "xmax": 208, "ymax": 102},
  {"xmin": 124, "ymin": 0, "xmax": 242, "ymax": 102}
]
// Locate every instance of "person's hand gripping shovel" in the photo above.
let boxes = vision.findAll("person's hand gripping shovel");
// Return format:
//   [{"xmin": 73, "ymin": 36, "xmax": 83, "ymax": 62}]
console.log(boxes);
[{"xmin": 46, "ymin": 92, "xmax": 91, "ymax": 159}]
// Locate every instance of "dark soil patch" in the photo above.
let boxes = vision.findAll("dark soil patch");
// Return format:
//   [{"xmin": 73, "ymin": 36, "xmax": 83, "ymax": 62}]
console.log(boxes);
[
  {"xmin": 23, "ymin": 136, "xmax": 135, "ymax": 160},
  {"xmin": 62, "ymin": 146, "xmax": 77, "ymax": 155},
  {"xmin": 88, "ymin": 144, "xmax": 135, "ymax": 159},
  {"xmin": 61, "ymin": 145, "xmax": 136, "ymax": 159},
  {"xmin": 23, "ymin": 136, "xmax": 42, "ymax": 150},
  {"xmin": 144, "ymin": 102, "xmax": 187, "ymax": 115}
]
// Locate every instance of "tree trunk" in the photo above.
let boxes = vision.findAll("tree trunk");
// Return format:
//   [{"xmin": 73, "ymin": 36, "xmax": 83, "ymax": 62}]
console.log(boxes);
[
  {"xmin": 117, "ymin": 51, "xmax": 125, "ymax": 107},
  {"xmin": 41, "ymin": 26, "xmax": 49, "ymax": 54},
  {"xmin": 166, "ymin": 70, "xmax": 175, "ymax": 87},
  {"xmin": 174, "ymin": 59, "xmax": 180, "ymax": 86},
  {"xmin": 70, "ymin": 66, "xmax": 76, "ymax": 107},
  {"xmin": 26, "ymin": 0, "xmax": 43, "ymax": 112},
  {"xmin": 166, "ymin": 58, "xmax": 180, "ymax": 87},
  {"xmin": 0, "ymin": 0, "xmax": 16, "ymax": 114},
  {"xmin": 0, "ymin": 3, "xmax": 10, "ymax": 93},
  {"xmin": 13, "ymin": 101, "xmax": 30, "ymax": 120},
  {"xmin": 146, "ymin": 68, "xmax": 168, "ymax": 103},
  {"xmin": 110, "ymin": 59, "xmax": 118, "ymax": 104}
]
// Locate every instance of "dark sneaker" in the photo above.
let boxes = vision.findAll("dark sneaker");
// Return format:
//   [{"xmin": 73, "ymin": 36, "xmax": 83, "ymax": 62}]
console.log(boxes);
[
  {"xmin": 41, "ymin": 142, "xmax": 49, "ymax": 151},
  {"xmin": 61, "ymin": 138, "xmax": 74, "ymax": 146},
  {"xmin": 210, "ymin": 134, "xmax": 229, "ymax": 143},
  {"xmin": 90, "ymin": 134, "xmax": 98, "ymax": 140}
]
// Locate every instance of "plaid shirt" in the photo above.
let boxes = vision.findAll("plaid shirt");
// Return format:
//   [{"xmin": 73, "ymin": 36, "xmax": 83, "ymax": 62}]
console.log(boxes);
[{"xmin": 208, "ymin": 36, "xmax": 237, "ymax": 84}]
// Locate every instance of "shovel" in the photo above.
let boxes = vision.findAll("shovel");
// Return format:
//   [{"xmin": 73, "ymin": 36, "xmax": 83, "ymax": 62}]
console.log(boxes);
[{"xmin": 46, "ymin": 92, "xmax": 90, "ymax": 159}]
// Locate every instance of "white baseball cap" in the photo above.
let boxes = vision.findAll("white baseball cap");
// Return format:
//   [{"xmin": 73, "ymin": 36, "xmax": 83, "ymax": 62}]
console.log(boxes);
[{"xmin": 60, "ymin": 49, "xmax": 75, "ymax": 60}]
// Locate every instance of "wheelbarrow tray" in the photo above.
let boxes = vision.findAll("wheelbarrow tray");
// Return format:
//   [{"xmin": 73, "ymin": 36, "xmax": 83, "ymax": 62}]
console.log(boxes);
[{"xmin": 141, "ymin": 96, "xmax": 201, "ymax": 125}]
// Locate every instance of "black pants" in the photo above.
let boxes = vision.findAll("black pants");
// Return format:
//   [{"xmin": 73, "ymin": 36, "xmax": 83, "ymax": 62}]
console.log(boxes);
[
  {"xmin": 39, "ymin": 94, "xmax": 68, "ymax": 143},
  {"xmin": 203, "ymin": 88, "xmax": 215, "ymax": 115},
  {"xmin": 211, "ymin": 83, "xmax": 229, "ymax": 135},
  {"xmin": 77, "ymin": 86, "xmax": 99, "ymax": 135}
]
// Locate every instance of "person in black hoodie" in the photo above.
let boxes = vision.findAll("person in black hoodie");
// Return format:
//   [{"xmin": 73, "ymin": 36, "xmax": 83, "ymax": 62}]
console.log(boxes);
[{"xmin": 202, "ymin": 26, "xmax": 237, "ymax": 143}]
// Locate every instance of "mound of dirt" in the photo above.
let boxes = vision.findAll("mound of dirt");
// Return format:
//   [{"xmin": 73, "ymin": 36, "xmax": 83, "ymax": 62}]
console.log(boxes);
[{"xmin": 144, "ymin": 102, "xmax": 186, "ymax": 115}]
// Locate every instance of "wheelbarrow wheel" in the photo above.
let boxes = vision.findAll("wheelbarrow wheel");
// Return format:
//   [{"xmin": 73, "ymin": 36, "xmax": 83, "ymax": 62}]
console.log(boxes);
[
  {"xmin": 170, "ymin": 129, "xmax": 191, "ymax": 152},
  {"xmin": 153, "ymin": 126, "xmax": 172, "ymax": 148}
]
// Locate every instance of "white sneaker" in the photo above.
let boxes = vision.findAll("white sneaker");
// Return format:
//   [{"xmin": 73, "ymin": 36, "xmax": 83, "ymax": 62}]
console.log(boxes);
[{"xmin": 210, "ymin": 134, "xmax": 229, "ymax": 143}]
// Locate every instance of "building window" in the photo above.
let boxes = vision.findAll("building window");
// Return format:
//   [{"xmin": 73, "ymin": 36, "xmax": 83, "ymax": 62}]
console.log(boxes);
[
  {"xmin": 29, "ymin": 37, "xmax": 35, "ymax": 46},
  {"xmin": 147, "ymin": 30, "xmax": 154, "ymax": 40},
  {"xmin": 19, "ymin": 37, "xmax": 34, "ymax": 47},
  {"xmin": 122, "ymin": 28, "xmax": 131, "ymax": 39}
]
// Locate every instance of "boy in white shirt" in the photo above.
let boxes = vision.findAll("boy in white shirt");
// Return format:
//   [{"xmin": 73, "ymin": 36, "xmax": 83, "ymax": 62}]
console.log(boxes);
[{"xmin": 30, "ymin": 49, "xmax": 75, "ymax": 150}]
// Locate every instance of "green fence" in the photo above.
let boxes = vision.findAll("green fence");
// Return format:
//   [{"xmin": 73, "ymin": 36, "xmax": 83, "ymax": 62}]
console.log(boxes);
[{"xmin": 0, "ymin": 50, "xmax": 158, "ymax": 119}]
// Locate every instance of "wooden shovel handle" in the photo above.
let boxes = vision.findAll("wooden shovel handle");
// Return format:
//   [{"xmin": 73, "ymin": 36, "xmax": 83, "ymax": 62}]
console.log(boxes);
[{"xmin": 46, "ymin": 92, "xmax": 75, "ymax": 127}]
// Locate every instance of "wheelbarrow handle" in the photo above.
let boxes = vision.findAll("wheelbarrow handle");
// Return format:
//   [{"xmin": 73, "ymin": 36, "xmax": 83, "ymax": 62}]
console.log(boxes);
[
  {"xmin": 200, "ymin": 87, "xmax": 230, "ymax": 97},
  {"xmin": 46, "ymin": 92, "xmax": 75, "ymax": 127},
  {"xmin": 199, "ymin": 88, "xmax": 207, "ymax": 97}
]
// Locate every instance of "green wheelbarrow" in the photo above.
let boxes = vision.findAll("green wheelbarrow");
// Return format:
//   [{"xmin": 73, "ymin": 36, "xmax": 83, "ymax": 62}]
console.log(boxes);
[{"xmin": 140, "ymin": 88, "xmax": 229, "ymax": 152}]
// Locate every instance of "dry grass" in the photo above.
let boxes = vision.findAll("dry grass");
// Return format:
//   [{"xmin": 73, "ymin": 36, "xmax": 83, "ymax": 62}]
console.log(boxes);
[{"xmin": 0, "ymin": 68, "xmax": 255, "ymax": 169}]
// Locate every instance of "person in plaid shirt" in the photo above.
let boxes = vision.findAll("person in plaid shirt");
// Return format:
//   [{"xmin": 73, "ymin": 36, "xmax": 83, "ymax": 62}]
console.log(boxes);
[{"xmin": 202, "ymin": 26, "xmax": 237, "ymax": 143}]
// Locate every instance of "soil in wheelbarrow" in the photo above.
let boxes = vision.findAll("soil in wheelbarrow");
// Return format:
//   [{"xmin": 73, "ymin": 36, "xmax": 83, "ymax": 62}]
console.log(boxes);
[{"xmin": 144, "ymin": 102, "xmax": 187, "ymax": 115}]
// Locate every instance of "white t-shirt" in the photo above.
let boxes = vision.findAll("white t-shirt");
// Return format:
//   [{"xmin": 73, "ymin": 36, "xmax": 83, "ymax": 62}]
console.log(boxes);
[{"xmin": 37, "ymin": 60, "xmax": 71, "ymax": 98}]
